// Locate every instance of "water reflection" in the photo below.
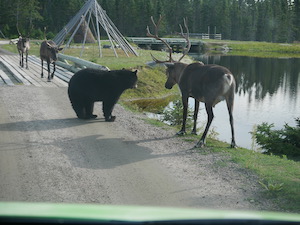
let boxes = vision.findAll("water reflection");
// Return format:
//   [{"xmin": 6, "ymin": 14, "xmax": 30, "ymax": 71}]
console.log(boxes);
[{"xmin": 191, "ymin": 55, "xmax": 300, "ymax": 149}]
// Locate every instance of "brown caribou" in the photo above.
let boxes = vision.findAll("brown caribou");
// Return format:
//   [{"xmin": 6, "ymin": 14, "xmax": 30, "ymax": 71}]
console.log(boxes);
[
  {"xmin": 147, "ymin": 16, "xmax": 236, "ymax": 148},
  {"xmin": 40, "ymin": 40, "xmax": 63, "ymax": 82},
  {"xmin": 17, "ymin": 36, "xmax": 30, "ymax": 69}
]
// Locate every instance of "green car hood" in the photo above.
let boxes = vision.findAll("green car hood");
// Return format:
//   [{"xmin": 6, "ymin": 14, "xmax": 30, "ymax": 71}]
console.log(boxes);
[{"xmin": 0, "ymin": 202, "xmax": 299, "ymax": 224}]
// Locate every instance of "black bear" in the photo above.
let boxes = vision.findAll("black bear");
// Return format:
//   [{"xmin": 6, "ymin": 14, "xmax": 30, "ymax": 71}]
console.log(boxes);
[{"xmin": 68, "ymin": 68, "xmax": 138, "ymax": 121}]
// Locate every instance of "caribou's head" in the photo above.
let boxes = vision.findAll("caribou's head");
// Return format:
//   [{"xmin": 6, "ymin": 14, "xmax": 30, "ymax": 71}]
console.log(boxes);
[
  {"xmin": 164, "ymin": 63, "xmax": 184, "ymax": 89},
  {"xmin": 47, "ymin": 42, "xmax": 63, "ymax": 61},
  {"xmin": 21, "ymin": 38, "xmax": 27, "ymax": 48},
  {"xmin": 18, "ymin": 36, "xmax": 29, "ymax": 48},
  {"xmin": 165, "ymin": 63, "xmax": 176, "ymax": 89}
]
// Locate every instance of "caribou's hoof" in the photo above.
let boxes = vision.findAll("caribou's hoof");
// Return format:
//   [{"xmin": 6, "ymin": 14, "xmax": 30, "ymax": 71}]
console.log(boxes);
[
  {"xmin": 176, "ymin": 130, "xmax": 186, "ymax": 136},
  {"xmin": 194, "ymin": 141, "xmax": 205, "ymax": 148},
  {"xmin": 230, "ymin": 143, "xmax": 237, "ymax": 149},
  {"xmin": 191, "ymin": 130, "xmax": 197, "ymax": 135}
]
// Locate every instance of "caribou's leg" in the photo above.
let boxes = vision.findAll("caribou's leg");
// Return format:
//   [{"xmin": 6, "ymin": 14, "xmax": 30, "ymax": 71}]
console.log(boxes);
[
  {"xmin": 41, "ymin": 60, "xmax": 44, "ymax": 78},
  {"xmin": 177, "ymin": 95, "xmax": 188, "ymax": 135},
  {"xmin": 191, "ymin": 98, "xmax": 199, "ymax": 135},
  {"xmin": 21, "ymin": 52, "xmax": 24, "ymax": 67},
  {"xmin": 25, "ymin": 51, "xmax": 28, "ymax": 69},
  {"xmin": 19, "ymin": 52, "xmax": 22, "ymax": 67},
  {"xmin": 226, "ymin": 94, "xmax": 236, "ymax": 148},
  {"xmin": 195, "ymin": 103, "xmax": 214, "ymax": 148},
  {"xmin": 47, "ymin": 60, "xmax": 51, "ymax": 82},
  {"xmin": 51, "ymin": 62, "xmax": 56, "ymax": 79}
]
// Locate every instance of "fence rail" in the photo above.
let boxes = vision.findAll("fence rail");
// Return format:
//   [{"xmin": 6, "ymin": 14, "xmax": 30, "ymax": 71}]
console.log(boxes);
[
  {"xmin": 57, "ymin": 53, "xmax": 110, "ymax": 72},
  {"xmin": 189, "ymin": 33, "xmax": 222, "ymax": 40}
]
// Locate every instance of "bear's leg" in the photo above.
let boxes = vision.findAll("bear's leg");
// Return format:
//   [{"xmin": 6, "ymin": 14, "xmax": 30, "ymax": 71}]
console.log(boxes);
[
  {"xmin": 85, "ymin": 101, "xmax": 97, "ymax": 119},
  {"xmin": 73, "ymin": 104, "xmax": 86, "ymax": 119},
  {"xmin": 70, "ymin": 97, "xmax": 86, "ymax": 119},
  {"xmin": 103, "ymin": 99, "xmax": 117, "ymax": 122}
]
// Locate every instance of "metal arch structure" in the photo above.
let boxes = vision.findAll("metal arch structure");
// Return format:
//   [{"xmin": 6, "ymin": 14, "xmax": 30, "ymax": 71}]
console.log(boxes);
[{"xmin": 53, "ymin": 0, "xmax": 138, "ymax": 58}]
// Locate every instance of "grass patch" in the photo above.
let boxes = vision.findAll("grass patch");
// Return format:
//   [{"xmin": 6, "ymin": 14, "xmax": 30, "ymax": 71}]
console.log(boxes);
[
  {"xmin": 209, "ymin": 142, "xmax": 300, "ymax": 212},
  {"xmin": 231, "ymin": 150, "xmax": 300, "ymax": 212},
  {"xmin": 204, "ymin": 39, "xmax": 300, "ymax": 58}
]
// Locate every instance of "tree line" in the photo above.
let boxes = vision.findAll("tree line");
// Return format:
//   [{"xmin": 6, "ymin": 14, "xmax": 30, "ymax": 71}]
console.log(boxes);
[{"xmin": 0, "ymin": 0, "xmax": 300, "ymax": 43}]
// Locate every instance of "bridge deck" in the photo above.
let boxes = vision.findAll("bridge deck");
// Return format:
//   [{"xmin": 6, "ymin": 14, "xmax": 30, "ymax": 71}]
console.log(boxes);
[
  {"xmin": 128, "ymin": 37, "xmax": 204, "ymax": 45},
  {"xmin": 0, "ymin": 55, "xmax": 73, "ymax": 87},
  {"xmin": 128, "ymin": 37, "xmax": 204, "ymax": 52}
]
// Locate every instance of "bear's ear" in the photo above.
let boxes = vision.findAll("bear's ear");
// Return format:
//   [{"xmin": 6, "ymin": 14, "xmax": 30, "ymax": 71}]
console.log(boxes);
[
  {"xmin": 133, "ymin": 70, "xmax": 138, "ymax": 75},
  {"xmin": 122, "ymin": 68, "xmax": 126, "ymax": 70}
]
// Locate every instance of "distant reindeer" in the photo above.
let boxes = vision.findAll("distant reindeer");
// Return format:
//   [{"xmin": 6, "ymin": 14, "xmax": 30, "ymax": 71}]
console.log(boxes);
[
  {"xmin": 17, "ymin": 36, "xmax": 30, "ymax": 69},
  {"xmin": 40, "ymin": 40, "xmax": 63, "ymax": 82},
  {"xmin": 147, "ymin": 16, "xmax": 236, "ymax": 148},
  {"xmin": 16, "ymin": 24, "xmax": 30, "ymax": 69}
]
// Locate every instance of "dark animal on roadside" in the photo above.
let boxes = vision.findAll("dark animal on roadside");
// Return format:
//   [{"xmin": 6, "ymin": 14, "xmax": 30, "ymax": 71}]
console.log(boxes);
[
  {"xmin": 40, "ymin": 40, "xmax": 63, "ymax": 82},
  {"xmin": 17, "ymin": 36, "xmax": 30, "ymax": 69},
  {"xmin": 147, "ymin": 16, "xmax": 236, "ymax": 148},
  {"xmin": 68, "ymin": 68, "xmax": 138, "ymax": 121}
]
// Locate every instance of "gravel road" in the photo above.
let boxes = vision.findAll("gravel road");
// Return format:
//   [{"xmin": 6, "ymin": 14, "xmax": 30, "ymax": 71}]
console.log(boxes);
[{"xmin": 0, "ymin": 84, "xmax": 278, "ymax": 211}]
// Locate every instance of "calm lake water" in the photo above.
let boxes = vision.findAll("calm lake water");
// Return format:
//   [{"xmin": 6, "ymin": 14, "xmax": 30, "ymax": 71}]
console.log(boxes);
[{"xmin": 187, "ymin": 55, "xmax": 300, "ymax": 149}]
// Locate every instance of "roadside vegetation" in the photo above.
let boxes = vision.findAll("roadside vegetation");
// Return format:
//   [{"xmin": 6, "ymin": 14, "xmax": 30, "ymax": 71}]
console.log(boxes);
[
  {"xmin": 253, "ymin": 118, "xmax": 300, "ymax": 159},
  {"xmin": 204, "ymin": 39, "xmax": 300, "ymax": 58},
  {"xmin": 1, "ymin": 39, "xmax": 300, "ymax": 212}
]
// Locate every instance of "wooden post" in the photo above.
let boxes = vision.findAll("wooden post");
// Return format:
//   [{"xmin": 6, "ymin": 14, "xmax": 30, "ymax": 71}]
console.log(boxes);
[
  {"xmin": 94, "ymin": 0, "xmax": 102, "ymax": 57},
  {"xmin": 80, "ymin": 10, "xmax": 93, "ymax": 57},
  {"xmin": 208, "ymin": 26, "xmax": 210, "ymax": 38}
]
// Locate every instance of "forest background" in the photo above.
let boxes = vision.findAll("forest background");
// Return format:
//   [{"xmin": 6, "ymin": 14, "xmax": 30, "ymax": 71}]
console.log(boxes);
[{"xmin": 0, "ymin": 0, "xmax": 300, "ymax": 43}]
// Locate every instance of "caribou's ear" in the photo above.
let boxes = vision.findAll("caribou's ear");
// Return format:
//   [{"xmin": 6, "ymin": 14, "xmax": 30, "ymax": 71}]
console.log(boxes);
[{"xmin": 58, "ymin": 47, "xmax": 63, "ymax": 51}]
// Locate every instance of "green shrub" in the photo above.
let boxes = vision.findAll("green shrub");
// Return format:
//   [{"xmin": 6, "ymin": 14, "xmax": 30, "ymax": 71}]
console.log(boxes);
[
  {"xmin": 162, "ymin": 99, "xmax": 193, "ymax": 129},
  {"xmin": 254, "ymin": 118, "xmax": 300, "ymax": 158}
]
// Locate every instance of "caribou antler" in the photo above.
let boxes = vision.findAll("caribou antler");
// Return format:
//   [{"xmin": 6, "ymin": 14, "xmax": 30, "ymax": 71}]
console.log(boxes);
[
  {"xmin": 177, "ymin": 18, "xmax": 191, "ymax": 62},
  {"xmin": 16, "ymin": 22, "xmax": 22, "ymax": 37},
  {"xmin": 146, "ymin": 15, "xmax": 174, "ymax": 63},
  {"xmin": 146, "ymin": 16, "xmax": 191, "ymax": 63}
]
